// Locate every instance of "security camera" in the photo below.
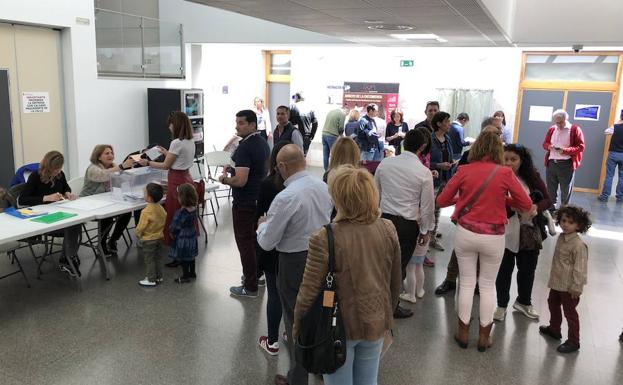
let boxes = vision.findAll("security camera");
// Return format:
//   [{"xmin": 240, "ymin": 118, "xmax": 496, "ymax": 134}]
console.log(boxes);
[{"xmin": 572, "ymin": 44, "xmax": 583, "ymax": 53}]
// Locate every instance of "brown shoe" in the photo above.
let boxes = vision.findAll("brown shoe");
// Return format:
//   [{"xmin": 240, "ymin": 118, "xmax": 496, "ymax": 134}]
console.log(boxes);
[
  {"xmin": 454, "ymin": 318, "xmax": 469, "ymax": 349},
  {"xmin": 274, "ymin": 374, "xmax": 289, "ymax": 385},
  {"xmin": 478, "ymin": 322, "xmax": 493, "ymax": 352}
]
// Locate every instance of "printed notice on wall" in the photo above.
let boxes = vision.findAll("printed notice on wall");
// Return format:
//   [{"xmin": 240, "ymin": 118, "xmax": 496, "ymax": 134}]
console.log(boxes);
[
  {"xmin": 574, "ymin": 104, "xmax": 600, "ymax": 121},
  {"xmin": 22, "ymin": 92, "xmax": 50, "ymax": 113},
  {"xmin": 528, "ymin": 105, "xmax": 553, "ymax": 122}
]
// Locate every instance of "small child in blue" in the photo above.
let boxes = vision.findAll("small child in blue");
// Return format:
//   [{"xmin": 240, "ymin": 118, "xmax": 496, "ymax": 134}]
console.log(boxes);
[{"xmin": 170, "ymin": 183, "xmax": 199, "ymax": 283}]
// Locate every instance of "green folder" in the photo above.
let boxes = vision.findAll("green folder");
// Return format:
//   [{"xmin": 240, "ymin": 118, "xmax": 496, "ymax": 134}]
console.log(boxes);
[{"xmin": 31, "ymin": 211, "xmax": 78, "ymax": 224}]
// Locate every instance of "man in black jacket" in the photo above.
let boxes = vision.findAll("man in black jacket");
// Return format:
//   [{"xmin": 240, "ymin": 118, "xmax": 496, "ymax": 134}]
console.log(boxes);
[{"xmin": 289, "ymin": 92, "xmax": 318, "ymax": 156}]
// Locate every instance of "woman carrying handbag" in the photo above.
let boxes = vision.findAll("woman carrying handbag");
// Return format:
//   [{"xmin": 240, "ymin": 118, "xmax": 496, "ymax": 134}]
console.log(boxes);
[{"xmin": 293, "ymin": 165, "xmax": 401, "ymax": 385}]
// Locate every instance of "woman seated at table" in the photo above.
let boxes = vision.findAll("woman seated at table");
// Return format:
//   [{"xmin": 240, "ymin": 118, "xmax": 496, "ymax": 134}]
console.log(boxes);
[
  {"xmin": 19, "ymin": 150, "xmax": 82, "ymax": 276},
  {"xmin": 80, "ymin": 144, "xmax": 136, "ymax": 255}
]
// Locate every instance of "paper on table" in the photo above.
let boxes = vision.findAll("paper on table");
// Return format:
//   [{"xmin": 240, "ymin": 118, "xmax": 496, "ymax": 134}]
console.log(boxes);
[
  {"xmin": 144, "ymin": 147, "xmax": 162, "ymax": 160},
  {"xmin": 528, "ymin": 106, "xmax": 553, "ymax": 122},
  {"xmin": 57, "ymin": 199, "xmax": 116, "ymax": 211}
]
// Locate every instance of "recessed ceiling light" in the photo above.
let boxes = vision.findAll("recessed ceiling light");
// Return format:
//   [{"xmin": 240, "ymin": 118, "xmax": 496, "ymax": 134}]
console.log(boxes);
[
  {"xmin": 390, "ymin": 33, "xmax": 447, "ymax": 42},
  {"xmin": 368, "ymin": 25, "xmax": 414, "ymax": 31},
  {"xmin": 364, "ymin": 20, "xmax": 384, "ymax": 24}
]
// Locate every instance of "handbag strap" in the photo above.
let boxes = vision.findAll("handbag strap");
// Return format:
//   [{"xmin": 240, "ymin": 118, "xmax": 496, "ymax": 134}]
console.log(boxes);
[
  {"xmin": 460, "ymin": 165, "xmax": 500, "ymax": 216},
  {"xmin": 324, "ymin": 224, "xmax": 336, "ymax": 290}
]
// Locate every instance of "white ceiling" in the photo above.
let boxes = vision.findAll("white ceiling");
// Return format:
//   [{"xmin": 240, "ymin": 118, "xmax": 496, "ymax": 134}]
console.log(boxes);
[{"xmin": 186, "ymin": 0, "xmax": 511, "ymax": 46}]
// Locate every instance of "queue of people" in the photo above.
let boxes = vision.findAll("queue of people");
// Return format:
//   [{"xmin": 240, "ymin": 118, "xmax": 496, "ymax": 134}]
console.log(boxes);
[{"xmin": 10, "ymin": 96, "xmax": 620, "ymax": 385}]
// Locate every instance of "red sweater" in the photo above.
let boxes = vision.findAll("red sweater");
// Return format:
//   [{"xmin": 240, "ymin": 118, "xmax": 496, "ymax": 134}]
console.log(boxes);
[
  {"xmin": 437, "ymin": 161, "xmax": 532, "ymax": 225},
  {"xmin": 542, "ymin": 124, "xmax": 585, "ymax": 170}
]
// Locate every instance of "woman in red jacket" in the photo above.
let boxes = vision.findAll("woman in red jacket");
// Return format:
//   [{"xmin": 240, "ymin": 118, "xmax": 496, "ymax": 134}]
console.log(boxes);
[{"xmin": 437, "ymin": 131, "xmax": 534, "ymax": 352}]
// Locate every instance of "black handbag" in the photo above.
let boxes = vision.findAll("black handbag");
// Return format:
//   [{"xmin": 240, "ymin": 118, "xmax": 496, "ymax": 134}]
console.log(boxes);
[{"xmin": 295, "ymin": 224, "xmax": 347, "ymax": 374}]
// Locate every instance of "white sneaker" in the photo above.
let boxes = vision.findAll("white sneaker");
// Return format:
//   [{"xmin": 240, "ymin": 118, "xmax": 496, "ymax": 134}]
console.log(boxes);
[
  {"xmin": 399, "ymin": 293, "xmax": 417, "ymax": 304},
  {"xmin": 416, "ymin": 289, "xmax": 426, "ymax": 298},
  {"xmin": 493, "ymin": 307, "xmax": 506, "ymax": 322},
  {"xmin": 513, "ymin": 301, "xmax": 539, "ymax": 320},
  {"xmin": 139, "ymin": 278, "xmax": 157, "ymax": 287}
]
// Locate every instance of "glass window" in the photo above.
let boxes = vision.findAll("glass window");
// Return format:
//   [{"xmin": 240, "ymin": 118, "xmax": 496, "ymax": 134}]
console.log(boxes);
[
  {"xmin": 525, "ymin": 54, "xmax": 619, "ymax": 82},
  {"xmin": 95, "ymin": 8, "xmax": 184, "ymax": 78},
  {"xmin": 270, "ymin": 53, "xmax": 291, "ymax": 75}
]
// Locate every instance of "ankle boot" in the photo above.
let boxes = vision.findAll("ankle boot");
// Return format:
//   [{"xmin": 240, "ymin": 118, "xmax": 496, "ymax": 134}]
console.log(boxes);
[
  {"xmin": 454, "ymin": 318, "xmax": 469, "ymax": 349},
  {"xmin": 478, "ymin": 322, "xmax": 493, "ymax": 352}
]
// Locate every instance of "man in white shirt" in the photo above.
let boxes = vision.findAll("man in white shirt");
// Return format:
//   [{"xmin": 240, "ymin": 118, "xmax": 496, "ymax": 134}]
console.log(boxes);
[
  {"xmin": 373, "ymin": 111, "xmax": 387, "ymax": 161},
  {"xmin": 375, "ymin": 129, "xmax": 435, "ymax": 318},
  {"xmin": 542, "ymin": 109, "xmax": 585, "ymax": 210},
  {"xmin": 257, "ymin": 144, "xmax": 332, "ymax": 385}
]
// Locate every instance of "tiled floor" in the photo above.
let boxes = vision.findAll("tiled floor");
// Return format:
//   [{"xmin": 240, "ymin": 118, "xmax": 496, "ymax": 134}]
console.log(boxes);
[{"xmin": 0, "ymin": 176, "xmax": 621, "ymax": 385}]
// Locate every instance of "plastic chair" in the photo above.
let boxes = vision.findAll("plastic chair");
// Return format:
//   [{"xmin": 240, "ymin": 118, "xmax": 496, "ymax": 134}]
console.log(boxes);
[{"xmin": 204, "ymin": 151, "xmax": 232, "ymax": 204}]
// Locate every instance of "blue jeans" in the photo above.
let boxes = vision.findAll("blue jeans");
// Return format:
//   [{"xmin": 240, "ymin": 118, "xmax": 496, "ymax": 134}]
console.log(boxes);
[
  {"xmin": 600, "ymin": 151, "xmax": 623, "ymax": 201},
  {"xmin": 323, "ymin": 338, "xmax": 383, "ymax": 385},
  {"xmin": 322, "ymin": 134, "xmax": 338, "ymax": 171},
  {"xmin": 373, "ymin": 140, "xmax": 384, "ymax": 161},
  {"xmin": 361, "ymin": 148, "xmax": 376, "ymax": 161}
]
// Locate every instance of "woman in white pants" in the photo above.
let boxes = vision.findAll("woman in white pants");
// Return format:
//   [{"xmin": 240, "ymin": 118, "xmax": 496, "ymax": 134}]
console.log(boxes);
[{"xmin": 437, "ymin": 130, "xmax": 534, "ymax": 352}]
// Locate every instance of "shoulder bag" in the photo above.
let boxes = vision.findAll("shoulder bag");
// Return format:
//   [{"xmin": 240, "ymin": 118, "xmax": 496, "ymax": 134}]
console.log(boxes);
[{"xmin": 295, "ymin": 224, "xmax": 347, "ymax": 374}]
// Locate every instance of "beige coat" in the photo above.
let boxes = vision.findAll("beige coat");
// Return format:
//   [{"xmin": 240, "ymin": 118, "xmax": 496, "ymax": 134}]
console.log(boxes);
[{"xmin": 293, "ymin": 218, "xmax": 401, "ymax": 341}]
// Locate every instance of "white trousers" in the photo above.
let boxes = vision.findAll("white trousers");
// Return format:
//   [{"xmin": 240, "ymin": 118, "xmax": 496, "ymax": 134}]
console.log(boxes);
[{"xmin": 454, "ymin": 225, "xmax": 505, "ymax": 326}]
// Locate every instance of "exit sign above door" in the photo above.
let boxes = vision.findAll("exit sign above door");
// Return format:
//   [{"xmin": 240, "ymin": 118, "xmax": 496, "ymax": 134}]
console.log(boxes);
[{"xmin": 400, "ymin": 60, "xmax": 414, "ymax": 67}]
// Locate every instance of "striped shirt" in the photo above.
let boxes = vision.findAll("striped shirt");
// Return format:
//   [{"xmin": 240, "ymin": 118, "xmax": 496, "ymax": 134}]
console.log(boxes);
[{"xmin": 547, "ymin": 232, "xmax": 588, "ymax": 294}]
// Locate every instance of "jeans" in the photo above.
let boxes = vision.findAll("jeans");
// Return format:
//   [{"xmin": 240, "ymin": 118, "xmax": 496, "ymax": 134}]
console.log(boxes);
[
  {"xmin": 600, "ymin": 151, "xmax": 623, "ymax": 201},
  {"xmin": 548, "ymin": 289, "xmax": 580, "ymax": 345},
  {"xmin": 546, "ymin": 159, "xmax": 574, "ymax": 209},
  {"xmin": 323, "ymin": 338, "xmax": 384, "ymax": 385},
  {"xmin": 278, "ymin": 251, "xmax": 309, "ymax": 385},
  {"xmin": 360, "ymin": 148, "xmax": 377, "ymax": 162},
  {"xmin": 373, "ymin": 140, "xmax": 384, "ymax": 161},
  {"xmin": 232, "ymin": 204, "xmax": 258, "ymax": 292},
  {"xmin": 141, "ymin": 239, "xmax": 162, "ymax": 281},
  {"xmin": 322, "ymin": 134, "xmax": 338, "ymax": 171},
  {"xmin": 454, "ymin": 225, "xmax": 505, "ymax": 326},
  {"xmin": 495, "ymin": 248, "xmax": 539, "ymax": 307},
  {"xmin": 265, "ymin": 270, "xmax": 282, "ymax": 344}
]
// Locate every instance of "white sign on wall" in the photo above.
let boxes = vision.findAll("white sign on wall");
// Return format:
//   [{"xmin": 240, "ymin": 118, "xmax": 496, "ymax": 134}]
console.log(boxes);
[
  {"xmin": 528, "ymin": 105, "xmax": 553, "ymax": 122},
  {"xmin": 22, "ymin": 92, "xmax": 50, "ymax": 113}
]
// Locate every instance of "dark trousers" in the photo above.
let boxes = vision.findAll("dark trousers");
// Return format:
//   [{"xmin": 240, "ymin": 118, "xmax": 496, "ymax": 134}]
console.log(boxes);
[
  {"xmin": 381, "ymin": 213, "xmax": 420, "ymax": 279},
  {"xmin": 101, "ymin": 213, "xmax": 132, "ymax": 244},
  {"xmin": 265, "ymin": 270, "xmax": 282, "ymax": 345},
  {"xmin": 233, "ymin": 204, "xmax": 258, "ymax": 292},
  {"xmin": 180, "ymin": 260, "xmax": 196, "ymax": 279},
  {"xmin": 546, "ymin": 159, "xmax": 574, "ymax": 209},
  {"xmin": 141, "ymin": 239, "xmax": 162, "ymax": 281},
  {"xmin": 547, "ymin": 289, "xmax": 580, "ymax": 345},
  {"xmin": 278, "ymin": 251, "xmax": 309, "ymax": 385},
  {"xmin": 445, "ymin": 249, "xmax": 459, "ymax": 282},
  {"xmin": 302, "ymin": 135, "xmax": 312, "ymax": 156},
  {"xmin": 496, "ymin": 248, "xmax": 539, "ymax": 307}
]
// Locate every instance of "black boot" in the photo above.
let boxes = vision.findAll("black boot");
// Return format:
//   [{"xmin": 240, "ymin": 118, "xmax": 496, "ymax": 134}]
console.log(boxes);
[{"xmin": 435, "ymin": 280, "xmax": 456, "ymax": 295}]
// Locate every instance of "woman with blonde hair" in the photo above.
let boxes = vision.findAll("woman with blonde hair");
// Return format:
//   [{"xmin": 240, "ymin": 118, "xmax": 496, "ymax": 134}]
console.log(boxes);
[
  {"xmin": 19, "ymin": 150, "xmax": 82, "ymax": 276},
  {"xmin": 344, "ymin": 109, "xmax": 362, "ymax": 138},
  {"xmin": 323, "ymin": 137, "xmax": 361, "ymax": 182},
  {"xmin": 437, "ymin": 131, "xmax": 534, "ymax": 352},
  {"xmin": 81, "ymin": 144, "xmax": 136, "ymax": 255},
  {"xmin": 294, "ymin": 165, "xmax": 401, "ymax": 385}
]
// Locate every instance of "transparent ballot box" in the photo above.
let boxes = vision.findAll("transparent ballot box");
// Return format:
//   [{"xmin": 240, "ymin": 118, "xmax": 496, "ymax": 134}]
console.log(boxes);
[{"xmin": 110, "ymin": 167, "xmax": 167, "ymax": 201}]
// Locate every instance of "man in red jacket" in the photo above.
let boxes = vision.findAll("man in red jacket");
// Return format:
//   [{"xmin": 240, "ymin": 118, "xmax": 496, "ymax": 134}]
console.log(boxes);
[{"xmin": 542, "ymin": 109, "xmax": 585, "ymax": 211}]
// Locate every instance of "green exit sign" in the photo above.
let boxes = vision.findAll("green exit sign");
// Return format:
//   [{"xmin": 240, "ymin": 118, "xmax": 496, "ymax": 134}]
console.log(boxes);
[{"xmin": 400, "ymin": 60, "xmax": 414, "ymax": 67}]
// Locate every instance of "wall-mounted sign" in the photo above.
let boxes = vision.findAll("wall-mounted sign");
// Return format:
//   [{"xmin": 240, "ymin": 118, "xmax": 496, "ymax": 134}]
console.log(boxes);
[
  {"xmin": 528, "ymin": 105, "xmax": 553, "ymax": 122},
  {"xmin": 22, "ymin": 92, "xmax": 50, "ymax": 113},
  {"xmin": 574, "ymin": 104, "xmax": 600, "ymax": 121},
  {"xmin": 400, "ymin": 60, "xmax": 414, "ymax": 67}
]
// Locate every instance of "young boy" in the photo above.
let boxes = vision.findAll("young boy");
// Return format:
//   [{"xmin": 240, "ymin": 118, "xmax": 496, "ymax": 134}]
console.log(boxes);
[
  {"xmin": 136, "ymin": 183, "xmax": 166, "ymax": 287},
  {"xmin": 539, "ymin": 205, "xmax": 591, "ymax": 353}
]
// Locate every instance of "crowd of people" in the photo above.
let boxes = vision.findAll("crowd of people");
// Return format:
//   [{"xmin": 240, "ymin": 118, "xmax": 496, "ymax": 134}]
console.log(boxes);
[{"xmin": 4, "ymin": 95, "xmax": 623, "ymax": 385}]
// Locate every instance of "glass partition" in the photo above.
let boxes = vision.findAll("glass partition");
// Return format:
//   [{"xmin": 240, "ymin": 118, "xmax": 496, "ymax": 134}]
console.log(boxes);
[
  {"xmin": 95, "ymin": 8, "xmax": 184, "ymax": 78},
  {"xmin": 525, "ymin": 54, "xmax": 618, "ymax": 82}
]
